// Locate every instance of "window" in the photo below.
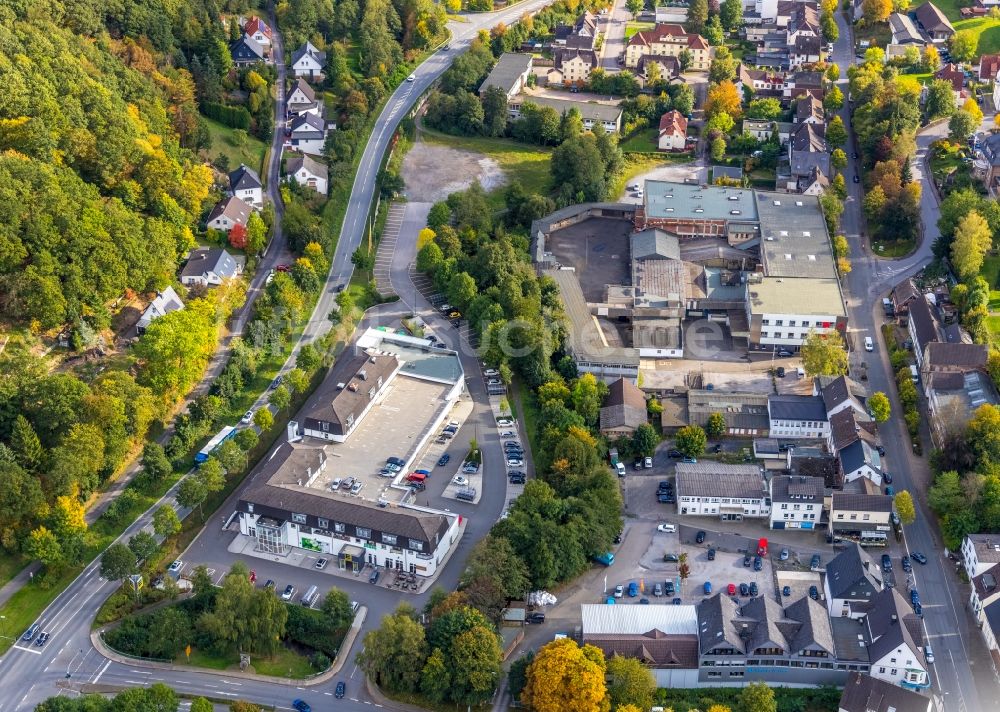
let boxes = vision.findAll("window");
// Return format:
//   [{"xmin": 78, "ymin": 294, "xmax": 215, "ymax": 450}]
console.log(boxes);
[
  {"xmin": 409, "ymin": 539, "xmax": 425, "ymax": 551},
  {"xmin": 291, "ymin": 513, "xmax": 307, "ymax": 525},
  {"xmin": 879, "ymin": 667, "xmax": 886, "ymax": 673},
  {"xmin": 247, "ymin": 503, "xmax": 254, "ymax": 514},
  {"xmin": 789, "ymin": 320, "xmax": 796, "ymax": 327},
  {"xmin": 382, "ymin": 533, "xmax": 397, "ymax": 546},
  {"xmin": 334, "ymin": 523, "xmax": 345, "ymax": 533},
  {"xmin": 356, "ymin": 527, "xmax": 372, "ymax": 539},
  {"xmin": 317, "ymin": 517, "xmax": 329, "ymax": 530},
  {"xmin": 776, "ymin": 319, "xmax": 784, "ymax": 326},
  {"xmin": 863, "ymin": 513, "xmax": 870, "ymax": 520}
]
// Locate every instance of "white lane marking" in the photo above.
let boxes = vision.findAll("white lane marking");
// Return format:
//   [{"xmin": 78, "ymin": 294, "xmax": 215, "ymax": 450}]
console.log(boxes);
[
  {"xmin": 92, "ymin": 660, "xmax": 112, "ymax": 684},
  {"xmin": 130, "ymin": 669, "xmax": 152, "ymax": 674},
  {"xmin": 10, "ymin": 646, "xmax": 42, "ymax": 655},
  {"xmin": 219, "ymin": 692, "xmax": 239, "ymax": 697},
  {"xmin": 221, "ymin": 680, "xmax": 242, "ymax": 686}
]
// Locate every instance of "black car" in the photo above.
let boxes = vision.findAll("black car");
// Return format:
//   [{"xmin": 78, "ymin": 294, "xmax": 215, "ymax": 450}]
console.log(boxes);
[
  {"xmin": 739, "ymin": 583, "xmax": 749, "ymax": 596},
  {"xmin": 369, "ymin": 569, "xmax": 380, "ymax": 584},
  {"xmin": 809, "ymin": 585, "xmax": 819, "ymax": 600},
  {"xmin": 707, "ymin": 548, "xmax": 716, "ymax": 561},
  {"xmin": 335, "ymin": 682, "xmax": 346, "ymax": 699},
  {"xmin": 753, "ymin": 556, "xmax": 762, "ymax": 571},
  {"xmin": 613, "ymin": 531, "xmax": 622, "ymax": 544},
  {"xmin": 852, "ymin": 151, "xmax": 858, "ymax": 159},
  {"xmin": 853, "ymin": 174, "xmax": 860, "ymax": 183},
  {"xmin": 410, "ymin": 482, "xmax": 426, "ymax": 492},
  {"xmin": 910, "ymin": 588, "xmax": 920, "ymax": 606},
  {"xmin": 695, "ymin": 531, "xmax": 706, "ymax": 544},
  {"xmin": 810, "ymin": 554, "xmax": 822, "ymax": 570},
  {"xmin": 35, "ymin": 632, "xmax": 50, "ymax": 647},
  {"xmin": 883, "ymin": 472, "xmax": 893, "ymax": 484},
  {"xmin": 881, "ymin": 554, "xmax": 892, "ymax": 572},
  {"xmin": 634, "ymin": 458, "xmax": 643, "ymax": 470},
  {"xmin": 657, "ymin": 493, "xmax": 672, "ymax": 503},
  {"xmin": 911, "ymin": 551, "xmax": 928, "ymax": 565},
  {"xmin": 663, "ymin": 554, "xmax": 679, "ymax": 563},
  {"xmin": 667, "ymin": 449, "xmax": 682, "ymax": 458},
  {"xmin": 749, "ymin": 582, "xmax": 759, "ymax": 596},
  {"xmin": 509, "ymin": 474, "xmax": 526, "ymax": 484},
  {"xmin": 526, "ymin": 612, "xmax": 546, "ymax": 624},
  {"xmin": 876, "ymin": 445, "xmax": 885, "ymax": 456},
  {"xmin": 436, "ymin": 453, "xmax": 451, "ymax": 467},
  {"xmin": 902, "ymin": 555, "xmax": 912, "ymax": 573},
  {"xmin": 776, "ymin": 366, "xmax": 786, "ymax": 378}
]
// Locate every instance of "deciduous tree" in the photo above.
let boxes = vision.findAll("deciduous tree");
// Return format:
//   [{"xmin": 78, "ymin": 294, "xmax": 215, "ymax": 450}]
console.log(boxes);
[
  {"xmin": 675, "ymin": 425, "xmax": 707, "ymax": 457},
  {"xmin": 153, "ymin": 506, "xmax": 182, "ymax": 538},
  {"xmin": 253, "ymin": 408, "xmax": 274, "ymax": 432},
  {"xmin": 101, "ymin": 543, "xmax": 137, "ymax": 582},
  {"xmin": 895, "ymin": 489, "xmax": 916, "ymax": 524},
  {"xmin": 801, "ymin": 330, "xmax": 849, "ymax": 376},
  {"xmin": 522, "ymin": 638, "xmax": 608, "ymax": 712},
  {"xmin": 741, "ymin": 681, "xmax": 777, "ymax": 712},
  {"xmin": 869, "ymin": 392, "xmax": 891, "ymax": 422},
  {"xmin": 706, "ymin": 412, "xmax": 727, "ymax": 438},
  {"xmin": 952, "ymin": 211, "xmax": 992, "ymax": 281},
  {"xmin": 129, "ymin": 531, "xmax": 159, "ymax": 563},
  {"xmin": 606, "ymin": 655, "xmax": 656, "ymax": 712}
]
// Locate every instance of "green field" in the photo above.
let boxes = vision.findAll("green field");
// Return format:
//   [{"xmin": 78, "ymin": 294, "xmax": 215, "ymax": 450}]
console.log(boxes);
[
  {"xmin": 620, "ymin": 128, "xmax": 659, "ymax": 153},
  {"xmin": 179, "ymin": 644, "xmax": 315, "ymax": 678},
  {"xmin": 420, "ymin": 130, "xmax": 553, "ymax": 208},
  {"xmin": 955, "ymin": 17, "xmax": 1000, "ymax": 58},
  {"xmin": 624, "ymin": 21, "xmax": 655, "ymax": 40},
  {"xmin": 202, "ymin": 116, "xmax": 268, "ymax": 174},
  {"xmin": 935, "ymin": 0, "xmax": 970, "ymax": 21}
]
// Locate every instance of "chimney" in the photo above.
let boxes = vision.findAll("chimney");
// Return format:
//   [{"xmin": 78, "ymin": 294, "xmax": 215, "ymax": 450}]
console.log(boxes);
[{"xmin": 287, "ymin": 420, "xmax": 301, "ymax": 443}]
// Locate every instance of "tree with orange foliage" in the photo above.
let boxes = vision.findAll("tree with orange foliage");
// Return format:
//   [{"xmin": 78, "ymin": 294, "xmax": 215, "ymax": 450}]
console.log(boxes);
[
  {"xmin": 228, "ymin": 223, "xmax": 247, "ymax": 249},
  {"xmin": 705, "ymin": 80, "xmax": 742, "ymax": 120},
  {"xmin": 522, "ymin": 638, "xmax": 610, "ymax": 712}
]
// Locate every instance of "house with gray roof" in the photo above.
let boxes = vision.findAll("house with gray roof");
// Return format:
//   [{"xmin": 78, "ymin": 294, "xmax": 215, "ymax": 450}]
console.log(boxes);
[
  {"xmin": 889, "ymin": 12, "xmax": 927, "ymax": 45},
  {"xmin": 914, "ymin": 2, "xmax": 955, "ymax": 42},
  {"xmin": 508, "ymin": 94, "xmax": 624, "ymax": 134},
  {"xmin": 230, "ymin": 34, "xmax": 266, "ymax": 66},
  {"xmin": 136, "ymin": 286, "xmax": 184, "ymax": 334},
  {"xmin": 907, "ymin": 294, "xmax": 939, "ymax": 369},
  {"xmin": 822, "ymin": 375, "xmax": 868, "ymax": 419},
  {"xmin": 636, "ymin": 182, "xmax": 759, "ymax": 241},
  {"xmin": 769, "ymin": 474, "xmax": 824, "ymax": 530},
  {"xmin": 858, "ymin": 588, "xmax": 929, "ymax": 690},
  {"xmin": 828, "ymin": 408, "xmax": 877, "ymax": 454},
  {"xmin": 480, "ymin": 53, "xmax": 533, "ymax": 99},
  {"xmin": 838, "ymin": 672, "xmax": 936, "ymax": 712},
  {"xmin": 962, "ymin": 533, "xmax": 1000, "ymax": 578},
  {"xmin": 823, "ymin": 543, "xmax": 885, "ymax": 618},
  {"xmin": 687, "ymin": 390, "xmax": 770, "ymax": 437},
  {"xmin": 302, "ymin": 352, "xmax": 401, "ymax": 443},
  {"xmin": 286, "ymin": 152, "xmax": 329, "ymax": 195},
  {"xmin": 768, "ymin": 394, "xmax": 830, "ymax": 439},
  {"xmin": 291, "ymin": 41, "xmax": 326, "ymax": 80},
  {"xmin": 838, "ymin": 438, "xmax": 885, "ymax": 487},
  {"xmin": 599, "ymin": 377, "xmax": 648, "ymax": 437},
  {"xmin": 676, "ymin": 462, "xmax": 769, "ymax": 519},
  {"xmin": 206, "ymin": 195, "xmax": 252, "ymax": 232},
  {"xmin": 830, "ymin": 492, "xmax": 894, "ymax": 547},
  {"xmin": 180, "ymin": 248, "xmax": 245, "ymax": 287},
  {"xmin": 228, "ymin": 164, "xmax": 263, "ymax": 209},
  {"xmin": 286, "ymin": 113, "xmax": 327, "ymax": 155}
]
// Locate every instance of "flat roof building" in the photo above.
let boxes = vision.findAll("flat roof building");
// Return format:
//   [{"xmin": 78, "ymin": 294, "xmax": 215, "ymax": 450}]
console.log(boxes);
[
  {"xmin": 676, "ymin": 462, "xmax": 769, "ymax": 519},
  {"xmin": 636, "ymin": 182, "xmax": 759, "ymax": 241},
  {"xmin": 747, "ymin": 276, "xmax": 848, "ymax": 351}
]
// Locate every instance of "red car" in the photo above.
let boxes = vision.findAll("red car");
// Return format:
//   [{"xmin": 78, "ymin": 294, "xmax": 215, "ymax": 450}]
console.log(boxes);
[
  {"xmin": 727, "ymin": 583, "xmax": 736, "ymax": 596},
  {"xmin": 276, "ymin": 264, "xmax": 290, "ymax": 273}
]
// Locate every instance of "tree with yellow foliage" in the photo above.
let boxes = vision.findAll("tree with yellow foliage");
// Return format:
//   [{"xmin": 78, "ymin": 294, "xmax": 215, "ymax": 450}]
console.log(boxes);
[
  {"xmin": 522, "ymin": 638, "xmax": 610, "ymax": 712},
  {"xmin": 417, "ymin": 227, "xmax": 436, "ymax": 249},
  {"xmin": 705, "ymin": 80, "xmax": 743, "ymax": 120}
]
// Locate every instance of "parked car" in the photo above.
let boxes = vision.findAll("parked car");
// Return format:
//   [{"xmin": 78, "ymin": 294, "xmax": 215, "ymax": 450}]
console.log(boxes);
[
  {"xmin": 707, "ymin": 548, "xmax": 716, "ymax": 561},
  {"xmin": 695, "ymin": 531, "xmax": 706, "ymax": 544},
  {"xmin": 644, "ymin": 456, "xmax": 653, "ymax": 468},
  {"xmin": 437, "ymin": 453, "xmax": 451, "ymax": 467},
  {"xmin": 314, "ymin": 558, "xmax": 328, "ymax": 570},
  {"xmin": 782, "ymin": 585, "xmax": 791, "ymax": 596},
  {"xmin": 881, "ymin": 554, "xmax": 893, "ymax": 572},
  {"xmin": 739, "ymin": 583, "xmax": 749, "ymax": 596},
  {"xmin": 809, "ymin": 585, "xmax": 819, "ymax": 600},
  {"xmin": 883, "ymin": 472, "xmax": 893, "ymax": 484},
  {"xmin": 658, "ymin": 480, "xmax": 672, "ymax": 491},
  {"xmin": 657, "ymin": 523, "xmax": 676, "ymax": 533},
  {"xmin": 282, "ymin": 585, "xmax": 295, "ymax": 600},
  {"xmin": 910, "ymin": 589, "xmax": 920, "ymax": 606},
  {"xmin": 369, "ymin": 569, "xmax": 380, "ymax": 584},
  {"xmin": 614, "ymin": 584, "xmax": 624, "ymax": 598},
  {"xmin": 810, "ymin": 554, "xmax": 822, "ymax": 570},
  {"xmin": 633, "ymin": 458, "xmax": 643, "ymax": 470},
  {"xmin": 743, "ymin": 554, "xmax": 752, "ymax": 567},
  {"xmin": 653, "ymin": 583, "xmax": 663, "ymax": 596},
  {"xmin": 526, "ymin": 612, "xmax": 546, "ymax": 624},
  {"xmin": 497, "ymin": 418, "xmax": 514, "ymax": 427},
  {"xmin": 727, "ymin": 583, "xmax": 736, "ymax": 596},
  {"xmin": 506, "ymin": 458, "xmax": 524, "ymax": 467},
  {"xmin": 703, "ymin": 581, "xmax": 712, "ymax": 595},
  {"xmin": 509, "ymin": 472, "xmax": 526, "ymax": 484},
  {"xmin": 753, "ymin": 556, "xmax": 762, "ymax": 571},
  {"xmin": 667, "ymin": 449, "xmax": 682, "ymax": 458},
  {"xmin": 663, "ymin": 554, "xmax": 679, "ymax": 563},
  {"xmin": 885, "ymin": 486, "xmax": 895, "ymax": 496},
  {"xmin": 902, "ymin": 555, "xmax": 912, "ymax": 572},
  {"xmin": 681, "ymin": 456, "xmax": 698, "ymax": 463},
  {"xmin": 500, "ymin": 430, "xmax": 517, "ymax": 438},
  {"xmin": 627, "ymin": 581, "xmax": 638, "ymax": 597},
  {"xmin": 452, "ymin": 475, "xmax": 469, "ymax": 487},
  {"xmin": 665, "ymin": 581, "xmax": 675, "ymax": 595},
  {"xmin": 876, "ymin": 445, "xmax": 886, "ymax": 456},
  {"xmin": 749, "ymin": 582, "xmax": 759, "ymax": 596}
]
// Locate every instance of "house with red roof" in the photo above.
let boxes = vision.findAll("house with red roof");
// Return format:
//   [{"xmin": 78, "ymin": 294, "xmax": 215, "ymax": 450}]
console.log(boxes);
[
  {"xmin": 624, "ymin": 24, "xmax": 711, "ymax": 71},
  {"xmin": 657, "ymin": 110, "xmax": 688, "ymax": 151}
]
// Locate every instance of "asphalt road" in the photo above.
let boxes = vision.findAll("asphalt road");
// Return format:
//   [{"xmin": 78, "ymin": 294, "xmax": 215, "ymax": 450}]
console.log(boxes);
[
  {"xmin": 832, "ymin": 12, "xmax": 992, "ymax": 712},
  {"xmin": 599, "ymin": 0, "xmax": 628, "ymax": 71},
  {"xmin": 0, "ymin": 6, "xmax": 552, "ymax": 711}
]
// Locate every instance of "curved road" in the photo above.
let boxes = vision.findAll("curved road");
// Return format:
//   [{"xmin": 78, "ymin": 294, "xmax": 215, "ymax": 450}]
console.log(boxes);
[{"xmin": 0, "ymin": 5, "xmax": 553, "ymax": 711}]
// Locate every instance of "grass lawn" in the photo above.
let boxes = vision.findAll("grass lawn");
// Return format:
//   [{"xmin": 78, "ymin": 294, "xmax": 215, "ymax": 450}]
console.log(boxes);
[
  {"xmin": 620, "ymin": 128, "xmax": 659, "ymax": 153},
  {"xmin": 0, "ymin": 553, "xmax": 25, "ymax": 591},
  {"xmin": 177, "ymin": 645, "xmax": 315, "ymax": 678},
  {"xmin": 987, "ymin": 315, "xmax": 1000, "ymax": 339},
  {"xmin": 420, "ymin": 130, "xmax": 553, "ymax": 209},
  {"xmin": 934, "ymin": 0, "xmax": 966, "ymax": 21},
  {"xmin": 898, "ymin": 71, "xmax": 933, "ymax": 87},
  {"xmin": 954, "ymin": 17, "xmax": 1000, "ymax": 57},
  {"xmin": 624, "ymin": 22, "xmax": 655, "ymax": 40},
  {"xmin": 979, "ymin": 253, "xmax": 1000, "ymax": 311},
  {"xmin": 201, "ymin": 116, "xmax": 267, "ymax": 175},
  {"xmin": 871, "ymin": 239, "xmax": 917, "ymax": 258}
]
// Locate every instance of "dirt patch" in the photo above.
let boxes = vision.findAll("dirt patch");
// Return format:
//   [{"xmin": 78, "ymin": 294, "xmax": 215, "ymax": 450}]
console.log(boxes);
[{"xmin": 401, "ymin": 141, "xmax": 508, "ymax": 202}]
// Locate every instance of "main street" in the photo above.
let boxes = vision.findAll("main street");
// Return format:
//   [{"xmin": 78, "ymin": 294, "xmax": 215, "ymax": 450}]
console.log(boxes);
[
  {"xmin": 831, "ymin": 10, "xmax": 994, "ymax": 711},
  {"xmin": 0, "ymin": 4, "xmax": 555, "ymax": 710}
]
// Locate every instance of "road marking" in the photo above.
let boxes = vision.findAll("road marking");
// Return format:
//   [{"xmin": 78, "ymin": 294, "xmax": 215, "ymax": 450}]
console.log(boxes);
[
  {"xmin": 10, "ymin": 645, "xmax": 42, "ymax": 655},
  {"xmin": 221, "ymin": 680, "xmax": 242, "ymax": 686},
  {"xmin": 324, "ymin": 692, "xmax": 332, "ymax": 696},
  {"xmin": 219, "ymin": 692, "xmax": 239, "ymax": 697},
  {"xmin": 92, "ymin": 660, "xmax": 111, "ymax": 684},
  {"xmin": 125, "ymin": 680, "xmax": 146, "ymax": 685},
  {"xmin": 130, "ymin": 669, "xmax": 152, "ymax": 674}
]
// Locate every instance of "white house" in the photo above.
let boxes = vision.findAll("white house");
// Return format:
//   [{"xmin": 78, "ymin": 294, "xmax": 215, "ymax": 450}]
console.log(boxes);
[
  {"xmin": 746, "ymin": 278, "xmax": 847, "ymax": 352},
  {"xmin": 291, "ymin": 41, "xmax": 326, "ymax": 80},
  {"xmin": 136, "ymin": 287, "xmax": 184, "ymax": 334},
  {"xmin": 769, "ymin": 475, "xmax": 824, "ymax": 530},
  {"xmin": 838, "ymin": 439, "xmax": 886, "ymax": 487},
  {"xmin": 286, "ymin": 152, "xmax": 329, "ymax": 196},
  {"xmin": 206, "ymin": 195, "xmax": 252, "ymax": 232},
  {"xmin": 243, "ymin": 16, "xmax": 272, "ymax": 49},
  {"xmin": 862, "ymin": 589, "xmax": 930, "ymax": 691},
  {"xmin": 822, "ymin": 543, "xmax": 885, "ymax": 619},
  {"xmin": 228, "ymin": 164, "xmax": 263, "ymax": 209},
  {"xmin": 179, "ymin": 248, "xmax": 244, "ymax": 287},
  {"xmin": 962, "ymin": 534, "xmax": 1000, "ymax": 578},
  {"xmin": 288, "ymin": 77, "xmax": 317, "ymax": 107},
  {"xmin": 767, "ymin": 394, "xmax": 830, "ymax": 439},
  {"xmin": 675, "ymin": 462, "xmax": 770, "ymax": 519},
  {"xmin": 657, "ymin": 110, "xmax": 688, "ymax": 151},
  {"xmin": 286, "ymin": 113, "xmax": 327, "ymax": 155},
  {"xmin": 829, "ymin": 491, "xmax": 894, "ymax": 548}
]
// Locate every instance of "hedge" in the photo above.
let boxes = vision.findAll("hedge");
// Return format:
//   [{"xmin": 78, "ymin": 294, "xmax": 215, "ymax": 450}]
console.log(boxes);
[{"xmin": 203, "ymin": 102, "xmax": 252, "ymax": 130}]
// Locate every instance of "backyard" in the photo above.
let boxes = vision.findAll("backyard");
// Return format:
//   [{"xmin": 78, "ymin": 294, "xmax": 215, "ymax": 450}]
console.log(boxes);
[
  {"xmin": 201, "ymin": 116, "xmax": 268, "ymax": 175},
  {"xmin": 624, "ymin": 21, "xmax": 655, "ymax": 40},
  {"xmin": 979, "ymin": 254, "xmax": 1000, "ymax": 338},
  {"xmin": 955, "ymin": 17, "xmax": 1000, "ymax": 57}
]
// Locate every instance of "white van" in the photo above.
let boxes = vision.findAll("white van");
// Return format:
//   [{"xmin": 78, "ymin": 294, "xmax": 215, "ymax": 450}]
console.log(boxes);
[
  {"xmin": 909, "ymin": 364, "xmax": 919, "ymax": 383},
  {"xmin": 615, "ymin": 462, "xmax": 626, "ymax": 477},
  {"xmin": 301, "ymin": 585, "xmax": 318, "ymax": 607},
  {"xmin": 864, "ymin": 336, "xmax": 874, "ymax": 352}
]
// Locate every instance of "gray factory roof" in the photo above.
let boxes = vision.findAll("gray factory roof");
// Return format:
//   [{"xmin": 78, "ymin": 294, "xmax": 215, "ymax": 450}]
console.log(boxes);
[
  {"xmin": 676, "ymin": 462, "xmax": 766, "ymax": 500},
  {"xmin": 547, "ymin": 268, "xmax": 639, "ymax": 366},
  {"xmin": 643, "ymin": 182, "xmax": 758, "ymax": 222},
  {"xmin": 748, "ymin": 277, "xmax": 846, "ymax": 317},
  {"xmin": 755, "ymin": 192, "xmax": 838, "ymax": 279}
]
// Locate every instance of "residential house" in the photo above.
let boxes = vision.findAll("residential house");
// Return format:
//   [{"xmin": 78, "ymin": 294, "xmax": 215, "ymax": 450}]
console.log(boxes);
[
  {"xmin": 243, "ymin": 16, "xmax": 272, "ymax": 50},
  {"xmin": 742, "ymin": 119, "xmax": 793, "ymax": 143},
  {"xmin": 823, "ymin": 543, "xmax": 886, "ymax": 618},
  {"xmin": 934, "ymin": 63, "xmax": 968, "ymax": 106},
  {"xmin": 926, "ymin": 369, "xmax": 998, "ymax": 445},
  {"xmin": 786, "ymin": 4, "xmax": 820, "ymax": 46},
  {"xmin": 783, "ymin": 70, "xmax": 825, "ymax": 100},
  {"xmin": 288, "ymin": 77, "xmax": 318, "ymax": 107},
  {"xmin": 769, "ymin": 475, "xmax": 824, "ymax": 529},
  {"xmin": 979, "ymin": 53, "xmax": 1000, "ymax": 81},
  {"xmin": 286, "ymin": 113, "xmax": 326, "ymax": 155},
  {"xmin": 979, "ymin": 132, "xmax": 1000, "ymax": 192},
  {"xmin": 624, "ymin": 24, "xmax": 711, "ymax": 71},
  {"xmin": 228, "ymin": 164, "xmax": 263, "ymax": 209},
  {"xmin": 914, "ymin": 2, "xmax": 955, "ymax": 42},
  {"xmin": 580, "ymin": 604, "xmax": 700, "ymax": 687},
  {"xmin": 838, "ymin": 439, "xmax": 886, "ymax": 487},
  {"xmin": 687, "ymin": 390, "xmax": 769, "ymax": 437},
  {"xmin": 797, "ymin": 165, "xmax": 829, "ymax": 195},
  {"xmin": 788, "ymin": 122, "xmax": 829, "ymax": 192},
  {"xmin": 136, "ymin": 287, "xmax": 184, "ymax": 335},
  {"xmin": 822, "ymin": 376, "xmax": 868, "ymax": 419},
  {"xmin": 179, "ymin": 248, "xmax": 244, "ymax": 287},
  {"xmin": 962, "ymin": 534, "xmax": 1000, "ymax": 578},
  {"xmin": 738, "ymin": 65, "xmax": 786, "ymax": 98},
  {"xmin": 657, "ymin": 110, "xmax": 688, "ymax": 151},
  {"xmin": 302, "ymin": 352, "xmax": 401, "ymax": 442},
  {"xmin": 599, "ymin": 377, "xmax": 648, "ymax": 437},
  {"xmin": 286, "ymin": 153, "xmax": 329, "ymax": 195},
  {"xmin": 791, "ymin": 35, "xmax": 822, "ymax": 67},
  {"xmin": 969, "ymin": 563, "xmax": 1000, "ymax": 628},
  {"xmin": 479, "ymin": 53, "xmax": 533, "ymax": 99},
  {"xmin": 907, "ymin": 295, "xmax": 939, "ymax": 369},
  {"xmin": 508, "ymin": 95, "xmax": 623, "ymax": 134},
  {"xmin": 892, "ymin": 278, "xmax": 921, "ymax": 315},
  {"xmin": 206, "ymin": 195, "xmax": 252, "ymax": 232},
  {"xmin": 889, "ymin": 13, "xmax": 927, "ymax": 45},
  {"xmin": 795, "ymin": 95, "xmax": 824, "ymax": 124},
  {"xmin": 768, "ymin": 394, "xmax": 830, "ymax": 438},
  {"xmin": 696, "ymin": 593, "xmax": 840, "ymax": 685},
  {"xmin": 236, "ymin": 439, "xmax": 460, "ymax": 577},
  {"xmin": 675, "ymin": 462, "xmax": 770, "ymax": 519},
  {"xmin": 230, "ymin": 34, "xmax": 266, "ymax": 66},
  {"xmin": 291, "ymin": 41, "xmax": 326, "ymax": 80},
  {"xmin": 829, "ymin": 491, "xmax": 894, "ymax": 548},
  {"xmin": 549, "ymin": 48, "xmax": 597, "ymax": 86},
  {"xmin": 838, "ymin": 672, "xmax": 936, "ymax": 712},
  {"xmin": 637, "ymin": 55, "xmax": 681, "ymax": 83},
  {"xmin": 828, "ymin": 408, "xmax": 878, "ymax": 455},
  {"xmin": 859, "ymin": 588, "xmax": 930, "ymax": 690}
]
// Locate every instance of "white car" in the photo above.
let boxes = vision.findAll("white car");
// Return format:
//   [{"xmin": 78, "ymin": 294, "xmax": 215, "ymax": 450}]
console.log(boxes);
[
  {"xmin": 330, "ymin": 478, "xmax": 342, "ymax": 490},
  {"xmin": 487, "ymin": 378, "xmax": 502, "ymax": 385},
  {"xmin": 614, "ymin": 584, "xmax": 624, "ymax": 598},
  {"xmin": 241, "ymin": 410, "xmax": 255, "ymax": 424},
  {"xmin": 452, "ymin": 475, "xmax": 469, "ymax": 486},
  {"xmin": 350, "ymin": 481, "xmax": 363, "ymax": 495},
  {"xmin": 657, "ymin": 523, "xmax": 677, "ymax": 533},
  {"xmin": 497, "ymin": 418, "xmax": 514, "ymax": 427},
  {"xmin": 407, "ymin": 74, "xmax": 416, "ymax": 82},
  {"xmin": 484, "ymin": 369, "xmax": 499, "ymax": 377},
  {"xmin": 507, "ymin": 458, "xmax": 524, "ymax": 468},
  {"xmin": 500, "ymin": 430, "xmax": 517, "ymax": 438},
  {"xmin": 168, "ymin": 560, "xmax": 183, "ymax": 574}
]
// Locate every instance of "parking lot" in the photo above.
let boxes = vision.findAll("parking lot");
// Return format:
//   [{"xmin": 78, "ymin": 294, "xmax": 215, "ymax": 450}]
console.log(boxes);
[{"xmin": 309, "ymin": 376, "xmax": 453, "ymax": 504}]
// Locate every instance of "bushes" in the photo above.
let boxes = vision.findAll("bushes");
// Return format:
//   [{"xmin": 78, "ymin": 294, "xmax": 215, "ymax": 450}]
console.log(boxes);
[{"xmin": 202, "ymin": 102, "xmax": 252, "ymax": 130}]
